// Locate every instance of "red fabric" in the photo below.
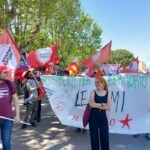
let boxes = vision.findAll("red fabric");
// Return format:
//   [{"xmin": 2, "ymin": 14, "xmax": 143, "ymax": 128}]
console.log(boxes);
[
  {"xmin": 121, "ymin": 68, "xmax": 138, "ymax": 73},
  {"xmin": 82, "ymin": 53, "xmax": 95, "ymax": 68},
  {"xmin": 86, "ymin": 65, "xmax": 94, "ymax": 77},
  {"xmin": 15, "ymin": 69, "xmax": 28, "ymax": 82},
  {"xmin": 121, "ymin": 57, "xmax": 139, "ymax": 73},
  {"xmin": 0, "ymin": 29, "xmax": 20, "ymax": 58},
  {"xmin": 96, "ymin": 68, "xmax": 104, "ymax": 77},
  {"xmin": 82, "ymin": 104, "xmax": 91, "ymax": 128},
  {"xmin": 0, "ymin": 29, "xmax": 20, "ymax": 80},
  {"xmin": 96, "ymin": 40, "xmax": 112, "ymax": 64},
  {"xmin": 0, "ymin": 64, "xmax": 10, "ymax": 72},
  {"xmin": 37, "ymin": 83, "xmax": 46, "ymax": 100},
  {"xmin": 27, "ymin": 51, "xmax": 38, "ymax": 68},
  {"xmin": 27, "ymin": 44, "xmax": 58, "ymax": 68},
  {"xmin": 44, "ymin": 62, "xmax": 54, "ymax": 75},
  {"xmin": 52, "ymin": 55, "xmax": 60, "ymax": 65},
  {"xmin": 82, "ymin": 41, "xmax": 112, "ymax": 67},
  {"xmin": 65, "ymin": 62, "xmax": 79, "ymax": 76},
  {"xmin": 0, "ymin": 81, "xmax": 17, "ymax": 118}
]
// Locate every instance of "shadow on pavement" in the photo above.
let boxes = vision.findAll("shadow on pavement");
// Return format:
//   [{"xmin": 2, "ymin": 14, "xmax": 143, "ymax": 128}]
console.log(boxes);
[{"xmin": 10, "ymin": 97, "xmax": 150, "ymax": 150}]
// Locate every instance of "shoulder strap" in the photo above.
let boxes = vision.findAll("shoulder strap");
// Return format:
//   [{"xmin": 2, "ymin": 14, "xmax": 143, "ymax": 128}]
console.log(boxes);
[
  {"xmin": 5, "ymin": 80, "xmax": 12, "ymax": 93},
  {"xmin": 94, "ymin": 90, "xmax": 96, "ymax": 96}
]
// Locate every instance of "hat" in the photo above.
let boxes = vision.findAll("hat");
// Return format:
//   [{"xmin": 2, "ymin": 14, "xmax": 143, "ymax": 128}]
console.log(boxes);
[{"xmin": 0, "ymin": 65, "xmax": 10, "ymax": 72}]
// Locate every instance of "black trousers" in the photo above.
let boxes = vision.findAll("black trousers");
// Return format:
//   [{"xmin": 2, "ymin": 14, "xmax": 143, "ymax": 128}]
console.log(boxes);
[
  {"xmin": 36, "ymin": 101, "xmax": 42, "ymax": 121},
  {"xmin": 89, "ymin": 109, "xmax": 109, "ymax": 150}
]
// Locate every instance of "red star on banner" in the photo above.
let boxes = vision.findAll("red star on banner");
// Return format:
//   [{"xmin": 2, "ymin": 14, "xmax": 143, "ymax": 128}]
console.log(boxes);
[{"xmin": 120, "ymin": 114, "xmax": 132, "ymax": 129}]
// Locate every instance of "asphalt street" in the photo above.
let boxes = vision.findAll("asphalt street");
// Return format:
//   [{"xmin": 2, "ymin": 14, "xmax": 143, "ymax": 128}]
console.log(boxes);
[{"xmin": 0, "ymin": 97, "xmax": 149, "ymax": 150}]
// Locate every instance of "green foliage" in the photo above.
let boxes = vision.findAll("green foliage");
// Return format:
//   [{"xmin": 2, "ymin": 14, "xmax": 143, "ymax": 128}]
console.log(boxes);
[
  {"xmin": 0, "ymin": 0, "xmax": 102, "ymax": 67},
  {"xmin": 110, "ymin": 49, "xmax": 134, "ymax": 67}
]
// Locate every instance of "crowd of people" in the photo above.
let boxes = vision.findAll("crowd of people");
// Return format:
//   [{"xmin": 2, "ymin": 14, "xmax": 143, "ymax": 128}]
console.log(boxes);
[
  {"xmin": 0, "ymin": 65, "xmax": 20, "ymax": 150},
  {"xmin": 0, "ymin": 63, "xmax": 149, "ymax": 150}
]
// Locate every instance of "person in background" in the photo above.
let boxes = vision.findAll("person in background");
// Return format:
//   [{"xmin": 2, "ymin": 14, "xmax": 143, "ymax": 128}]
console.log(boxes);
[
  {"xmin": 62, "ymin": 70, "xmax": 70, "ymax": 76},
  {"xmin": 22, "ymin": 71, "xmax": 31, "ymax": 105},
  {"xmin": 33, "ymin": 69, "xmax": 43, "ymax": 122},
  {"xmin": 0, "ymin": 64, "xmax": 20, "ymax": 150},
  {"xmin": 89, "ymin": 76, "xmax": 112, "ymax": 150},
  {"xmin": 21, "ymin": 71, "xmax": 39, "ymax": 129}
]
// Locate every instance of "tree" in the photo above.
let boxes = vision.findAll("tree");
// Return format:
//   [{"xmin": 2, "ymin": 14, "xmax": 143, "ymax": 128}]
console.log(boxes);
[
  {"xmin": 0, "ymin": 0, "xmax": 102, "ymax": 66},
  {"xmin": 110, "ymin": 49, "xmax": 134, "ymax": 67}
]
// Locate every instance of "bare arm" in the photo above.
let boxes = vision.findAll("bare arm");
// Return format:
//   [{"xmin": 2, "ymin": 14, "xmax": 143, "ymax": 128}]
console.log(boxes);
[
  {"xmin": 89, "ymin": 90, "xmax": 103, "ymax": 108},
  {"xmin": 99, "ymin": 92, "xmax": 112, "ymax": 111},
  {"xmin": 89, "ymin": 91, "xmax": 112, "ymax": 110},
  {"xmin": 12, "ymin": 94, "xmax": 20, "ymax": 123}
]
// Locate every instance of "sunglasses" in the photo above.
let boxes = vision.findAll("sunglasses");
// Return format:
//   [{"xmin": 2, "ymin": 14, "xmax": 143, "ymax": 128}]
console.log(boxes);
[{"xmin": 28, "ymin": 73, "xmax": 33, "ymax": 76}]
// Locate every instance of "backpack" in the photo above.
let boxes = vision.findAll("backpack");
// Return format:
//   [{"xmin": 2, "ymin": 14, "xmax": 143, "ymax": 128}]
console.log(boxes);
[
  {"xmin": 5, "ymin": 80, "xmax": 12, "ymax": 93},
  {"xmin": 34, "ymin": 78, "xmax": 46, "ymax": 100},
  {"xmin": 5, "ymin": 80, "xmax": 13, "ymax": 102},
  {"xmin": 37, "ymin": 83, "xmax": 46, "ymax": 100}
]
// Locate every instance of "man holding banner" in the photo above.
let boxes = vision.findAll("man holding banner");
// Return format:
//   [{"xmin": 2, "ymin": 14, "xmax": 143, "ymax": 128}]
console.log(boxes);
[{"xmin": 0, "ymin": 64, "xmax": 20, "ymax": 150}]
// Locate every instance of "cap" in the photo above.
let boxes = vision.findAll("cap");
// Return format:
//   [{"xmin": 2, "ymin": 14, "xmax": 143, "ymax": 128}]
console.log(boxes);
[{"xmin": 0, "ymin": 65, "xmax": 10, "ymax": 72}]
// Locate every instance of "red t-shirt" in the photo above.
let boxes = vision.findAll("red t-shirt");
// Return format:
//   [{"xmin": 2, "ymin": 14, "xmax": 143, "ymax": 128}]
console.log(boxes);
[{"xmin": 0, "ymin": 81, "xmax": 17, "ymax": 118}]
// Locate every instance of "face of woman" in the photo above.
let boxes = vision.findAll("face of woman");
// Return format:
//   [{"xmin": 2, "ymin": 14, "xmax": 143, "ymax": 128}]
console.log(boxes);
[{"xmin": 95, "ymin": 78, "xmax": 104, "ymax": 90}]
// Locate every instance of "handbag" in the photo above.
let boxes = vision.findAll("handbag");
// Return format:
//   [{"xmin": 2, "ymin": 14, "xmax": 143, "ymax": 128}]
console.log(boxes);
[
  {"xmin": 82, "ymin": 104, "xmax": 91, "ymax": 128},
  {"xmin": 37, "ymin": 83, "xmax": 46, "ymax": 100}
]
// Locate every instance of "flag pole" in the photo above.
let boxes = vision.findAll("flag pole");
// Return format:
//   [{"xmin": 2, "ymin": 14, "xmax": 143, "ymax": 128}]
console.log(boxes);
[{"xmin": 0, "ymin": 116, "xmax": 31, "ymax": 125}]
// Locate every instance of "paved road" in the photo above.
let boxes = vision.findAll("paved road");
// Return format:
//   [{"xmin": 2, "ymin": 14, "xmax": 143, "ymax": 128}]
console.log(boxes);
[{"xmin": 0, "ymin": 98, "xmax": 149, "ymax": 150}]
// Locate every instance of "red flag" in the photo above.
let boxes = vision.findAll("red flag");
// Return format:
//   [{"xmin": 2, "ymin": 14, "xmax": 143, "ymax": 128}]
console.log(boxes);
[
  {"xmin": 66, "ymin": 61, "xmax": 79, "ymax": 76},
  {"xmin": 27, "ymin": 44, "xmax": 58, "ymax": 68},
  {"xmin": 0, "ymin": 29, "xmax": 20, "ymax": 80},
  {"xmin": 96, "ymin": 40, "xmax": 112, "ymax": 64},
  {"xmin": 121, "ymin": 57, "xmax": 139, "ymax": 73},
  {"xmin": 82, "ymin": 41, "xmax": 112, "ymax": 67},
  {"xmin": 86, "ymin": 65, "xmax": 94, "ymax": 77},
  {"xmin": 15, "ymin": 53, "xmax": 30, "ymax": 81},
  {"xmin": 96, "ymin": 66, "xmax": 104, "ymax": 77},
  {"xmin": 51, "ymin": 54, "xmax": 60, "ymax": 65}
]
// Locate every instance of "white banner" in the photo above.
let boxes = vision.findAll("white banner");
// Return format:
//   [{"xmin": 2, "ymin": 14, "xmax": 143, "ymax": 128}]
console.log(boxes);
[
  {"xmin": 0, "ymin": 29, "xmax": 20, "ymax": 80},
  {"xmin": 0, "ymin": 44, "xmax": 18, "ymax": 69},
  {"xmin": 0, "ymin": 44, "xmax": 18, "ymax": 80},
  {"xmin": 41, "ymin": 74, "xmax": 150, "ymax": 134}
]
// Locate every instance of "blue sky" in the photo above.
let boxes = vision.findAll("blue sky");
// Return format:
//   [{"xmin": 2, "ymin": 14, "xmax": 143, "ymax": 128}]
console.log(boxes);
[{"xmin": 81, "ymin": 0, "xmax": 150, "ymax": 65}]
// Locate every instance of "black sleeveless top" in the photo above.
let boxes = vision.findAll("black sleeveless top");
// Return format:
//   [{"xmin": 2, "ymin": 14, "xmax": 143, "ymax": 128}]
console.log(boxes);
[{"xmin": 94, "ymin": 90, "xmax": 108, "ymax": 104}]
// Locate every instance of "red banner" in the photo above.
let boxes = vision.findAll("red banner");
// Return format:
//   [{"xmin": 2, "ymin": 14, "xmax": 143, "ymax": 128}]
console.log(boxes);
[
  {"xmin": 27, "ymin": 44, "xmax": 58, "ymax": 68},
  {"xmin": 0, "ymin": 29, "xmax": 20, "ymax": 80},
  {"xmin": 82, "ymin": 41, "xmax": 112, "ymax": 67}
]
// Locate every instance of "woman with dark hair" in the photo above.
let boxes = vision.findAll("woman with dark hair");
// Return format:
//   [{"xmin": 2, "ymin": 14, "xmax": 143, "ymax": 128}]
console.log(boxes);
[{"xmin": 89, "ymin": 76, "xmax": 112, "ymax": 150}]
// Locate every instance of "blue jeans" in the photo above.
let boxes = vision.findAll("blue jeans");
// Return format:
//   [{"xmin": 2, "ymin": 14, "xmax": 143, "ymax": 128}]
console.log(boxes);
[{"xmin": 0, "ymin": 119, "xmax": 13, "ymax": 150}]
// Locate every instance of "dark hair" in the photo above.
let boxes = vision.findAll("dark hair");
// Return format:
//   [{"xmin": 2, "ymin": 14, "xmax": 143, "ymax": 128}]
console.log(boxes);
[
  {"xmin": 63, "ymin": 70, "xmax": 70, "ymax": 76},
  {"xmin": 24, "ymin": 71, "xmax": 33, "ymax": 79}
]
